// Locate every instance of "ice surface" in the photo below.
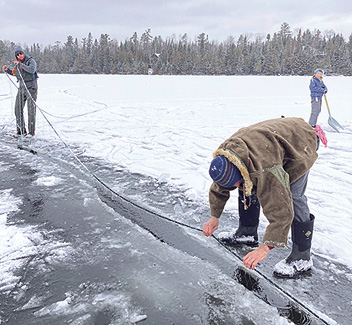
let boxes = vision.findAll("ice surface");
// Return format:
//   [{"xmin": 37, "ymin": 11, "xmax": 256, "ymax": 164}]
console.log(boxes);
[
  {"xmin": 0, "ymin": 166, "xmax": 73, "ymax": 296},
  {"xmin": 1, "ymin": 74, "xmax": 351, "ymax": 324},
  {"xmin": 34, "ymin": 175, "xmax": 63, "ymax": 186},
  {"xmin": 25, "ymin": 74, "xmax": 352, "ymax": 269},
  {"xmin": 0, "ymin": 189, "xmax": 20, "ymax": 227},
  {"xmin": 2, "ymin": 73, "xmax": 352, "ymax": 268}
]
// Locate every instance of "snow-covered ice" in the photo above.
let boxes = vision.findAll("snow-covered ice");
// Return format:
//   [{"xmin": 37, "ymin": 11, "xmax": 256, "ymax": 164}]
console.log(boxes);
[
  {"xmin": 23, "ymin": 74, "xmax": 352, "ymax": 268},
  {"xmin": 34, "ymin": 175, "xmax": 63, "ymax": 187},
  {"xmin": 1, "ymin": 73, "xmax": 352, "ymax": 324},
  {"xmin": 0, "ymin": 187, "xmax": 73, "ymax": 295}
]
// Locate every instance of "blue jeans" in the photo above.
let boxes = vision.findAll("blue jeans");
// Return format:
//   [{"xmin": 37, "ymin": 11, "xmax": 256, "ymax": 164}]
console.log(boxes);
[
  {"xmin": 290, "ymin": 172, "xmax": 310, "ymax": 223},
  {"xmin": 239, "ymin": 171, "xmax": 311, "ymax": 225}
]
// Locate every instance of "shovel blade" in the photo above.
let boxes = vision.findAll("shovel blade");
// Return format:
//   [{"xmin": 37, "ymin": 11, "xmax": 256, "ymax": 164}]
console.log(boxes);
[{"xmin": 328, "ymin": 117, "xmax": 343, "ymax": 133}]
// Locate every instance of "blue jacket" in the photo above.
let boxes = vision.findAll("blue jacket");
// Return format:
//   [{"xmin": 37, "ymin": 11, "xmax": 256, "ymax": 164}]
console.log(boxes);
[{"xmin": 309, "ymin": 76, "xmax": 327, "ymax": 99}]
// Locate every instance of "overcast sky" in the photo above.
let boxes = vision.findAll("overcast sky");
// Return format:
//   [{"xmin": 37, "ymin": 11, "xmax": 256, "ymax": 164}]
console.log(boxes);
[{"xmin": 1, "ymin": 0, "xmax": 351, "ymax": 46}]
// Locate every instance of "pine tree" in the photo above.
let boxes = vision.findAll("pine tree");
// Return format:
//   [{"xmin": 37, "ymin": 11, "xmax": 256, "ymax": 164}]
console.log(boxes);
[
  {"xmin": 279, "ymin": 22, "xmax": 292, "ymax": 47},
  {"xmin": 224, "ymin": 36, "xmax": 236, "ymax": 75},
  {"xmin": 1, "ymin": 23, "xmax": 351, "ymax": 76},
  {"xmin": 0, "ymin": 40, "xmax": 8, "ymax": 63},
  {"xmin": 62, "ymin": 36, "xmax": 76, "ymax": 72},
  {"xmin": 347, "ymin": 34, "xmax": 352, "ymax": 75},
  {"xmin": 236, "ymin": 35, "xmax": 251, "ymax": 75}
]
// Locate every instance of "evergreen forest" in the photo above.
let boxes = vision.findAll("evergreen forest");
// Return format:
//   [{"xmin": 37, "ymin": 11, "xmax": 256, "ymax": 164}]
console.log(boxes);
[{"xmin": 1, "ymin": 23, "xmax": 351, "ymax": 76}]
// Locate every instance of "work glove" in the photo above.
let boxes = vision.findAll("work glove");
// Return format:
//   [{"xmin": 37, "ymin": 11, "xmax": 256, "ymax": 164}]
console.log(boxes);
[{"xmin": 314, "ymin": 125, "xmax": 327, "ymax": 147}]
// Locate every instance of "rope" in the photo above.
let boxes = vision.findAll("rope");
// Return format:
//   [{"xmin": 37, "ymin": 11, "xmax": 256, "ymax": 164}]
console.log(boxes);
[
  {"xmin": 3, "ymin": 68, "xmax": 106, "ymax": 121},
  {"xmin": 2, "ymin": 68, "xmax": 30, "ymax": 147},
  {"xmin": 92, "ymin": 173, "xmax": 203, "ymax": 233},
  {"xmin": 4, "ymin": 66, "xmax": 330, "ymax": 325}
]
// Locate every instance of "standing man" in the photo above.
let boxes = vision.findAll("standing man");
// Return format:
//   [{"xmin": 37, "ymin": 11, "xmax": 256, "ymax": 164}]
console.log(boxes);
[
  {"xmin": 309, "ymin": 69, "xmax": 327, "ymax": 127},
  {"xmin": 203, "ymin": 117, "xmax": 320, "ymax": 278},
  {"xmin": 2, "ymin": 45, "xmax": 38, "ymax": 137}
]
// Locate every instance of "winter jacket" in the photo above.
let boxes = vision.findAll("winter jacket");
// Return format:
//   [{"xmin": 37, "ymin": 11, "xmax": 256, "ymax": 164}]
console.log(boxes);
[
  {"xmin": 5, "ymin": 46, "xmax": 38, "ymax": 90},
  {"xmin": 209, "ymin": 117, "xmax": 318, "ymax": 248},
  {"xmin": 309, "ymin": 76, "xmax": 327, "ymax": 99}
]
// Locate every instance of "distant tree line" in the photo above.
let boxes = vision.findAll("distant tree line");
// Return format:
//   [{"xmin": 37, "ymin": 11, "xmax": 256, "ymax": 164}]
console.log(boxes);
[{"xmin": 1, "ymin": 23, "xmax": 351, "ymax": 76}]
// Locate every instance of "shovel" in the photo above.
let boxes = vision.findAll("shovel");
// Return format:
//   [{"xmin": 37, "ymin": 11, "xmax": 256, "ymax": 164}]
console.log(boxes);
[{"xmin": 323, "ymin": 94, "xmax": 343, "ymax": 132}]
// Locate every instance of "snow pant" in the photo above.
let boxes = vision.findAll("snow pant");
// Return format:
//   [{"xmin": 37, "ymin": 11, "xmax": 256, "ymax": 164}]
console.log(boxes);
[
  {"xmin": 308, "ymin": 98, "xmax": 322, "ymax": 127},
  {"xmin": 237, "ymin": 171, "xmax": 311, "ymax": 230},
  {"xmin": 288, "ymin": 171, "xmax": 313, "ymax": 261},
  {"xmin": 290, "ymin": 172, "xmax": 311, "ymax": 223},
  {"xmin": 15, "ymin": 87, "xmax": 37, "ymax": 135}
]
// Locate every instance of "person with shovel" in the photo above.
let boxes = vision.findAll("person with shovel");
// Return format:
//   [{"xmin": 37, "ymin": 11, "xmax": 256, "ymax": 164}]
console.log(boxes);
[
  {"xmin": 309, "ymin": 69, "xmax": 327, "ymax": 127},
  {"xmin": 202, "ymin": 117, "xmax": 325, "ymax": 278}
]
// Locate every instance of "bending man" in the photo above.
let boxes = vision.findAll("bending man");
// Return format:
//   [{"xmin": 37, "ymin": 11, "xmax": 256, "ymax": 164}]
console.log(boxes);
[{"xmin": 203, "ymin": 117, "xmax": 320, "ymax": 278}]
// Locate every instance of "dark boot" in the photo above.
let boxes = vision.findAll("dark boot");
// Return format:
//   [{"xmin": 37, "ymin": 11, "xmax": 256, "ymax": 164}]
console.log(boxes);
[
  {"xmin": 274, "ymin": 214, "xmax": 314, "ymax": 278},
  {"xmin": 16, "ymin": 127, "xmax": 27, "ymax": 136},
  {"xmin": 219, "ymin": 192, "xmax": 260, "ymax": 247}
]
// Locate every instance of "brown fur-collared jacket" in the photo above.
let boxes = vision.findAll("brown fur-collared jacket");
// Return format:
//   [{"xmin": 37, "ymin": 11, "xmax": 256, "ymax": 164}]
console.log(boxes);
[{"xmin": 209, "ymin": 117, "xmax": 318, "ymax": 248}]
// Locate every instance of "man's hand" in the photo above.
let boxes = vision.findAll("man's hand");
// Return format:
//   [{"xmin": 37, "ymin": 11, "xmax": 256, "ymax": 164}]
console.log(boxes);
[
  {"xmin": 2, "ymin": 65, "xmax": 7, "ymax": 71},
  {"xmin": 243, "ymin": 244, "xmax": 270, "ymax": 270},
  {"xmin": 13, "ymin": 61, "xmax": 19, "ymax": 65},
  {"xmin": 203, "ymin": 216, "xmax": 219, "ymax": 237}
]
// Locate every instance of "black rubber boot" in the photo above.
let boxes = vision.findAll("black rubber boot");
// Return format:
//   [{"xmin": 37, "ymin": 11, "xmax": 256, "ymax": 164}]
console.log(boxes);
[
  {"xmin": 274, "ymin": 214, "xmax": 315, "ymax": 278},
  {"xmin": 219, "ymin": 191, "xmax": 260, "ymax": 247}
]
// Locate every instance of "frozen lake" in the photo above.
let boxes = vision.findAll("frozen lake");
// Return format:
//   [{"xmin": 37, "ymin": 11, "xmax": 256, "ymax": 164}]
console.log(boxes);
[{"xmin": 1, "ymin": 74, "xmax": 352, "ymax": 324}]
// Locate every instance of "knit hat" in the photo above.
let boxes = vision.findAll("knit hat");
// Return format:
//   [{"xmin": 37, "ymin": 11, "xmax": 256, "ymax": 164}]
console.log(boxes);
[
  {"xmin": 14, "ymin": 45, "xmax": 24, "ymax": 57},
  {"xmin": 209, "ymin": 155, "xmax": 242, "ymax": 188},
  {"xmin": 314, "ymin": 69, "xmax": 324, "ymax": 75}
]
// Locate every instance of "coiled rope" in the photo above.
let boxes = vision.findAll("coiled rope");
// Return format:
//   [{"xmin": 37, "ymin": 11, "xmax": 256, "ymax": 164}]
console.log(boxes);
[{"xmin": 3, "ymin": 66, "xmax": 330, "ymax": 325}]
